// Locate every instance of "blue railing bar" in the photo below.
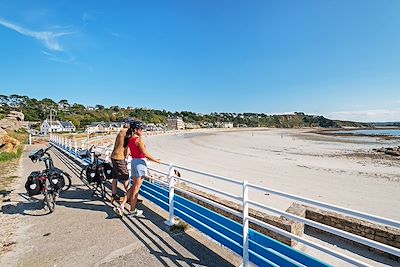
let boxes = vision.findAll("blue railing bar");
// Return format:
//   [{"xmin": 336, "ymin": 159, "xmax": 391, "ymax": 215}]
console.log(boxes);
[
  {"xmin": 174, "ymin": 205, "xmax": 243, "ymax": 248},
  {"xmin": 141, "ymin": 188, "xmax": 169, "ymax": 207},
  {"xmin": 248, "ymin": 250, "xmax": 280, "ymax": 267},
  {"xmin": 175, "ymin": 175, "xmax": 241, "ymax": 201},
  {"xmin": 174, "ymin": 197, "xmax": 242, "ymax": 244},
  {"xmin": 265, "ymin": 248, "xmax": 307, "ymax": 267},
  {"xmin": 170, "ymin": 163, "xmax": 243, "ymax": 185},
  {"xmin": 248, "ymin": 199, "xmax": 400, "ymax": 258},
  {"xmin": 247, "ymin": 183, "xmax": 400, "ymax": 229},
  {"xmin": 248, "ymin": 217, "xmax": 373, "ymax": 267},
  {"xmin": 174, "ymin": 186, "xmax": 243, "ymax": 218}
]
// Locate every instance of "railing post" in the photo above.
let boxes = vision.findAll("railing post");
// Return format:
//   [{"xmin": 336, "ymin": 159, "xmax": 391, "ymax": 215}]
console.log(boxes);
[
  {"xmin": 164, "ymin": 164, "xmax": 176, "ymax": 226},
  {"xmin": 74, "ymin": 140, "xmax": 78, "ymax": 155},
  {"xmin": 242, "ymin": 180, "xmax": 249, "ymax": 267},
  {"xmin": 126, "ymin": 155, "xmax": 132, "ymax": 185},
  {"xmin": 91, "ymin": 150, "xmax": 94, "ymax": 164},
  {"xmin": 105, "ymin": 149, "xmax": 110, "ymax": 162},
  {"xmin": 69, "ymin": 139, "xmax": 72, "ymax": 151}
]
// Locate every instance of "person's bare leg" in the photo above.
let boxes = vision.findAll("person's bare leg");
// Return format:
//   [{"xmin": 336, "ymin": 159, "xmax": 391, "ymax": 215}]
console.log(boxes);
[
  {"xmin": 112, "ymin": 178, "xmax": 117, "ymax": 194},
  {"xmin": 129, "ymin": 177, "xmax": 144, "ymax": 211},
  {"xmin": 111, "ymin": 178, "xmax": 118, "ymax": 203},
  {"xmin": 123, "ymin": 179, "xmax": 130, "ymax": 202}
]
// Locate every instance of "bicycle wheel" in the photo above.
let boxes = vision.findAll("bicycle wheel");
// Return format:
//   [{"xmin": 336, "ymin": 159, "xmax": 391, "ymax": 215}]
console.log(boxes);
[
  {"xmin": 94, "ymin": 182, "xmax": 106, "ymax": 199},
  {"xmin": 100, "ymin": 183, "xmax": 106, "ymax": 199},
  {"xmin": 60, "ymin": 170, "xmax": 72, "ymax": 191},
  {"xmin": 44, "ymin": 185, "xmax": 56, "ymax": 213},
  {"xmin": 80, "ymin": 165, "xmax": 89, "ymax": 184}
]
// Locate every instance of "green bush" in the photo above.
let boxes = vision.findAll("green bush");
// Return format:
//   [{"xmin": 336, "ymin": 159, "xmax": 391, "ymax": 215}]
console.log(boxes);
[{"xmin": 0, "ymin": 145, "xmax": 24, "ymax": 162}]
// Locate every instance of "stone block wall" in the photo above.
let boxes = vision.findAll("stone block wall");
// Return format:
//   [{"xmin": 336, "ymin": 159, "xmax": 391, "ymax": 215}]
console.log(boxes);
[{"xmin": 304, "ymin": 206, "xmax": 400, "ymax": 260}]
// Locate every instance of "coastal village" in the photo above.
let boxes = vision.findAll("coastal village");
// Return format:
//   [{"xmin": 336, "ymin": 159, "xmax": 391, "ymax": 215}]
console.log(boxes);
[{"xmin": 1, "ymin": 1, "xmax": 400, "ymax": 266}]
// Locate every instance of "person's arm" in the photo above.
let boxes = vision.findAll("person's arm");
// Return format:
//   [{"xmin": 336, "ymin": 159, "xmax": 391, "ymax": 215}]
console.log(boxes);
[
  {"xmin": 136, "ymin": 138, "xmax": 160, "ymax": 163},
  {"xmin": 124, "ymin": 145, "xmax": 130, "ymax": 158}
]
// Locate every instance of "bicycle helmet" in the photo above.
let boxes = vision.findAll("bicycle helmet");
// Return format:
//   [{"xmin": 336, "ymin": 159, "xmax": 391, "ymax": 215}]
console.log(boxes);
[{"xmin": 130, "ymin": 120, "xmax": 145, "ymax": 130}]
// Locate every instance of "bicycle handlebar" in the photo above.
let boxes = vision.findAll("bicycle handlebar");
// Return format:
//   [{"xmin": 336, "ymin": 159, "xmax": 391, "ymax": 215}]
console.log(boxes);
[{"xmin": 29, "ymin": 145, "xmax": 53, "ymax": 163}]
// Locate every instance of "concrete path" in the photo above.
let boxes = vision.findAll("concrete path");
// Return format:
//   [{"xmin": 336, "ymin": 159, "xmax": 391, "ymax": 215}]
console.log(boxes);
[{"xmin": 0, "ymin": 144, "xmax": 242, "ymax": 267}]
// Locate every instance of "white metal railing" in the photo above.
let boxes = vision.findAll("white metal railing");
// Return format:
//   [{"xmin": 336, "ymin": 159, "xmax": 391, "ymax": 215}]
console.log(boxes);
[{"xmin": 50, "ymin": 134, "xmax": 400, "ymax": 267}]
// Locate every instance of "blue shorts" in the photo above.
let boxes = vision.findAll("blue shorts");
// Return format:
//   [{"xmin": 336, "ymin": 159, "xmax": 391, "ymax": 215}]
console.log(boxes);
[{"xmin": 131, "ymin": 159, "xmax": 147, "ymax": 178}]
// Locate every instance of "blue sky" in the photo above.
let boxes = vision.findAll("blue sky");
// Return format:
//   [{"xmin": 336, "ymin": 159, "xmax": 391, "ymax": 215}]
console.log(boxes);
[{"xmin": 0, "ymin": 1, "xmax": 399, "ymax": 122}]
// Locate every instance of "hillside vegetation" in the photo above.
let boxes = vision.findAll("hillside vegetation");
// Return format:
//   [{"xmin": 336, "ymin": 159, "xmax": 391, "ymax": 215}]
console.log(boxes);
[{"xmin": 0, "ymin": 94, "xmax": 367, "ymax": 129}]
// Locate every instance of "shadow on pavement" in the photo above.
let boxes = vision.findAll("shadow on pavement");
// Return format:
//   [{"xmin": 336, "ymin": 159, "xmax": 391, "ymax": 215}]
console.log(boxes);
[
  {"xmin": 2, "ymin": 193, "xmax": 51, "ymax": 216},
  {"xmin": 51, "ymin": 146, "xmax": 237, "ymax": 266}
]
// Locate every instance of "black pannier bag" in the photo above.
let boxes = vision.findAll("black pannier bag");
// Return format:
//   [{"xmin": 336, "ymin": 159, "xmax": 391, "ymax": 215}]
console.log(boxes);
[
  {"xmin": 102, "ymin": 163, "xmax": 113, "ymax": 180},
  {"xmin": 86, "ymin": 166, "xmax": 98, "ymax": 184},
  {"xmin": 25, "ymin": 171, "xmax": 42, "ymax": 196},
  {"xmin": 48, "ymin": 171, "xmax": 66, "ymax": 191}
]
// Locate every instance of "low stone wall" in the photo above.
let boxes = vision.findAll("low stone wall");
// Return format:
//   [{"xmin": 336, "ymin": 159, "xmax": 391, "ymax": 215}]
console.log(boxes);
[
  {"xmin": 175, "ymin": 183, "xmax": 303, "ymax": 246},
  {"xmin": 304, "ymin": 206, "xmax": 400, "ymax": 260},
  {"xmin": 170, "ymin": 183, "xmax": 400, "ymax": 261}
]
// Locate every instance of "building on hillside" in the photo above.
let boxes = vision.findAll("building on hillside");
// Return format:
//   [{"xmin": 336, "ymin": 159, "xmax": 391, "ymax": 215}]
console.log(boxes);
[
  {"xmin": 85, "ymin": 122, "xmax": 125, "ymax": 134},
  {"xmin": 218, "ymin": 122, "xmax": 233, "ymax": 128},
  {"xmin": 60, "ymin": 121, "xmax": 76, "ymax": 132},
  {"xmin": 40, "ymin": 119, "xmax": 76, "ymax": 134},
  {"xmin": 167, "ymin": 116, "xmax": 185, "ymax": 130},
  {"xmin": 185, "ymin": 122, "xmax": 200, "ymax": 129},
  {"xmin": 58, "ymin": 103, "xmax": 70, "ymax": 111}
]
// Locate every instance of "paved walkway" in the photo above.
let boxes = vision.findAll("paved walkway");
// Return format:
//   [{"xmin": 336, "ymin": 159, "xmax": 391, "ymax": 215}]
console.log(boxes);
[{"xmin": 0, "ymin": 144, "xmax": 242, "ymax": 267}]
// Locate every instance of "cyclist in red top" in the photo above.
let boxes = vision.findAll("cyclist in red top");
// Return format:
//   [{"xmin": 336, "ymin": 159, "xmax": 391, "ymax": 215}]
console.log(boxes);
[{"xmin": 116, "ymin": 120, "xmax": 160, "ymax": 217}]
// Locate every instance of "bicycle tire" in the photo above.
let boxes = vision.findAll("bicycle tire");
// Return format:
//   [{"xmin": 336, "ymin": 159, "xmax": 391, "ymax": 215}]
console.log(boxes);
[
  {"xmin": 80, "ymin": 165, "xmax": 89, "ymax": 184},
  {"xmin": 93, "ymin": 182, "xmax": 106, "ymax": 199},
  {"xmin": 44, "ymin": 182, "xmax": 56, "ymax": 213},
  {"xmin": 100, "ymin": 183, "xmax": 106, "ymax": 199},
  {"xmin": 60, "ymin": 170, "xmax": 72, "ymax": 191}
]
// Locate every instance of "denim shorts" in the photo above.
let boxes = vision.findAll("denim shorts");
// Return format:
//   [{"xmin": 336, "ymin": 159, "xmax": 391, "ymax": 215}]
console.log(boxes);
[{"xmin": 131, "ymin": 158, "xmax": 147, "ymax": 178}]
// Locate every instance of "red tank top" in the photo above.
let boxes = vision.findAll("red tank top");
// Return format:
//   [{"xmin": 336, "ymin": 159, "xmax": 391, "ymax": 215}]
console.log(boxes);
[{"xmin": 128, "ymin": 136, "xmax": 146, "ymax": 159}]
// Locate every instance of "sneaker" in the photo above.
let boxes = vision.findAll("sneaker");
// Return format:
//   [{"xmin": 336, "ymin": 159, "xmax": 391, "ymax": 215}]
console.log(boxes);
[
  {"xmin": 127, "ymin": 209, "xmax": 143, "ymax": 218},
  {"xmin": 110, "ymin": 195, "xmax": 120, "ymax": 204},
  {"xmin": 114, "ymin": 205, "xmax": 124, "ymax": 217}
]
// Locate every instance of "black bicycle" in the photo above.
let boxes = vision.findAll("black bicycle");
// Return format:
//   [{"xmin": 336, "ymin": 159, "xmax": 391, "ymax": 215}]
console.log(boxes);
[
  {"xmin": 79, "ymin": 145, "xmax": 113, "ymax": 199},
  {"xmin": 25, "ymin": 146, "xmax": 72, "ymax": 212}
]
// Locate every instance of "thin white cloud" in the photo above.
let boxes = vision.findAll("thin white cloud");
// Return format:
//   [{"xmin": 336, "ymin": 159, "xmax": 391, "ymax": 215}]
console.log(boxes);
[
  {"xmin": 0, "ymin": 17, "xmax": 73, "ymax": 51},
  {"xmin": 328, "ymin": 109, "xmax": 400, "ymax": 122}
]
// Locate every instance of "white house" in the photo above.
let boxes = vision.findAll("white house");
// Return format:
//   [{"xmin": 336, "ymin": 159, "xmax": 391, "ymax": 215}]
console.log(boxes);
[
  {"xmin": 40, "ymin": 119, "xmax": 76, "ymax": 134},
  {"xmin": 85, "ymin": 122, "xmax": 125, "ymax": 134}
]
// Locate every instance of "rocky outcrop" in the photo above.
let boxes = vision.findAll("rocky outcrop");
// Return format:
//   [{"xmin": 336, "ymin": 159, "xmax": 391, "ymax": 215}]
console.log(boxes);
[
  {"xmin": 0, "ymin": 129, "xmax": 20, "ymax": 153},
  {"xmin": 6, "ymin": 111, "xmax": 24, "ymax": 121},
  {"xmin": 0, "ymin": 111, "xmax": 28, "ymax": 132},
  {"xmin": 373, "ymin": 146, "xmax": 400, "ymax": 157}
]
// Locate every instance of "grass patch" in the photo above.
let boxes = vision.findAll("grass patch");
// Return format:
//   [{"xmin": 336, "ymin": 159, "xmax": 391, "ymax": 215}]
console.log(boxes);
[
  {"xmin": 0, "ymin": 145, "xmax": 24, "ymax": 162},
  {"xmin": 7, "ymin": 128, "xmax": 29, "ymax": 144},
  {"xmin": 0, "ymin": 159, "xmax": 19, "ymax": 192}
]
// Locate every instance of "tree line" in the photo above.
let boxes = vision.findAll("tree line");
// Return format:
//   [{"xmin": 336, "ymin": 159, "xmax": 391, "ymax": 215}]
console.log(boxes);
[{"xmin": 0, "ymin": 94, "xmax": 367, "ymax": 129}]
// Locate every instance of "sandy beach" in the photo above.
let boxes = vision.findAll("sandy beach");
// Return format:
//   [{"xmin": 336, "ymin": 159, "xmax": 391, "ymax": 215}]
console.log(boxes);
[{"xmin": 144, "ymin": 128, "xmax": 400, "ymax": 221}]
